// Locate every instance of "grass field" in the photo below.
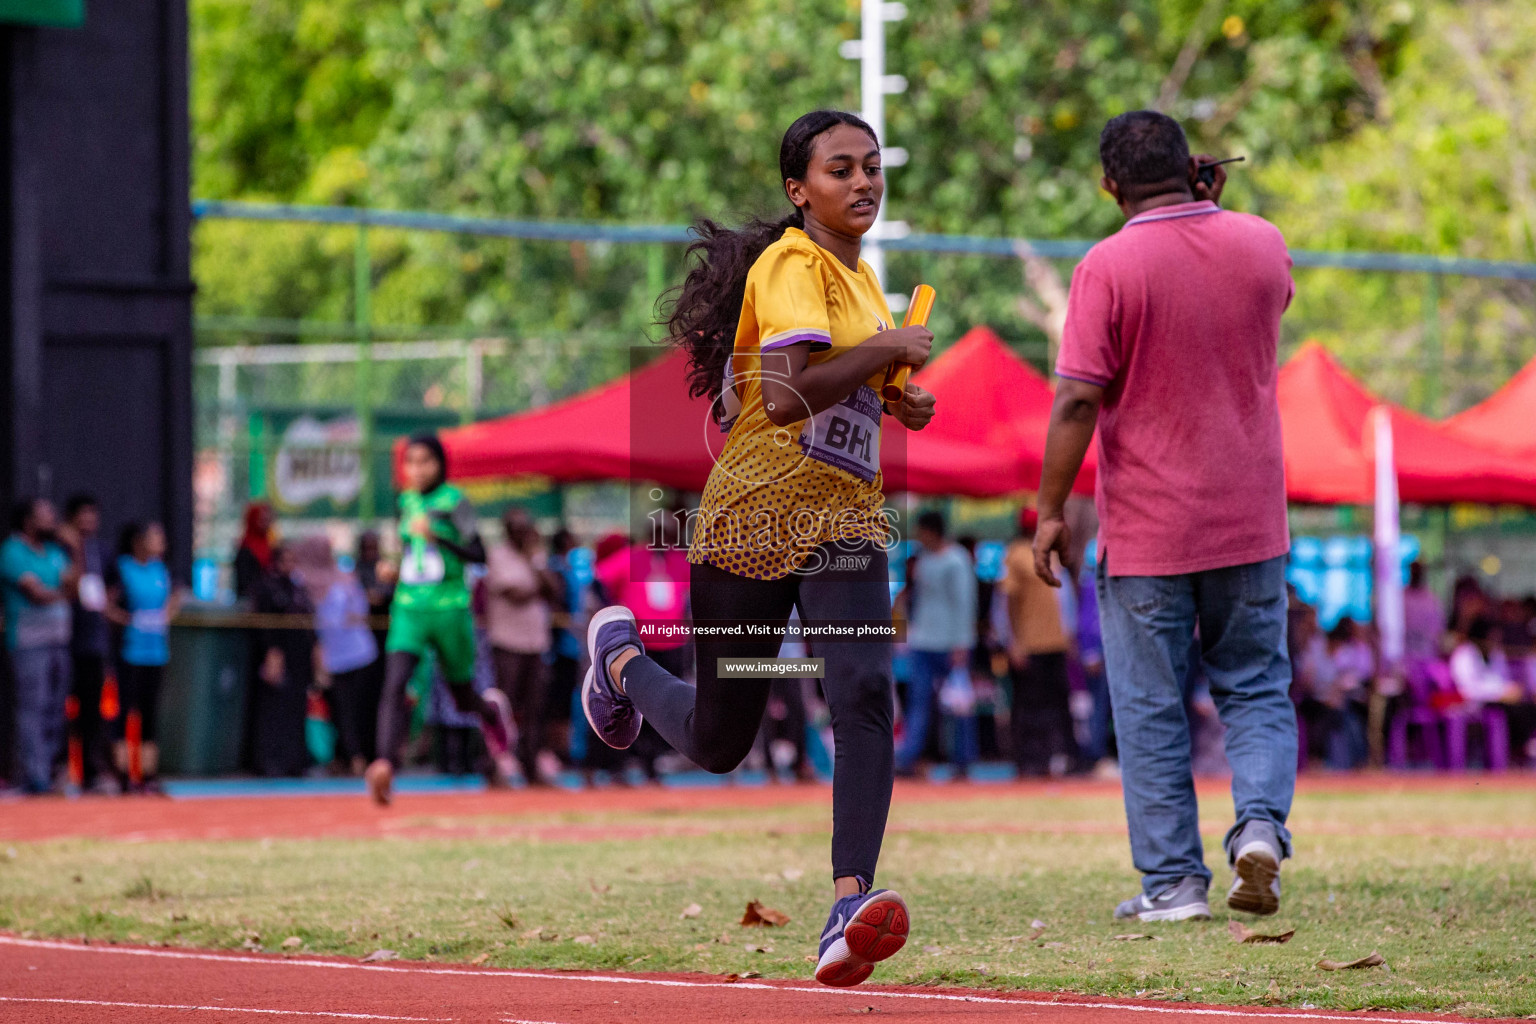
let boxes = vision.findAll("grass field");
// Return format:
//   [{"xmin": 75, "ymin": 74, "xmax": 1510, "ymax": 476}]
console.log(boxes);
[{"xmin": 2, "ymin": 781, "xmax": 1535, "ymax": 1018}]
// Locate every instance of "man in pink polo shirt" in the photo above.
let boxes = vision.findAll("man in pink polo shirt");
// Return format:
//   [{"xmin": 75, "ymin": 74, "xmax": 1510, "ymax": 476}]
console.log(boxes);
[{"xmin": 1033, "ymin": 110, "xmax": 1297, "ymax": 924}]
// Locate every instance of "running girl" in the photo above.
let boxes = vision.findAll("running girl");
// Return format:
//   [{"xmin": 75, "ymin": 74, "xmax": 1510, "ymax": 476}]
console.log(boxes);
[
  {"xmin": 581, "ymin": 110, "xmax": 937, "ymax": 987},
  {"xmin": 365, "ymin": 434, "xmax": 516, "ymax": 805}
]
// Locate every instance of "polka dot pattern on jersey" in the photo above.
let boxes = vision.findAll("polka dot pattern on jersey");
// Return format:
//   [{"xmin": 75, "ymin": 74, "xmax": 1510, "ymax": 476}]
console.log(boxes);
[{"xmin": 686, "ymin": 228, "xmax": 894, "ymax": 581}]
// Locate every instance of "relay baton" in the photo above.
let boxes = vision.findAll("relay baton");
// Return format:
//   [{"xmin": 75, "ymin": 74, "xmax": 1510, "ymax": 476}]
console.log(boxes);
[{"xmin": 881, "ymin": 283, "xmax": 936, "ymax": 403}]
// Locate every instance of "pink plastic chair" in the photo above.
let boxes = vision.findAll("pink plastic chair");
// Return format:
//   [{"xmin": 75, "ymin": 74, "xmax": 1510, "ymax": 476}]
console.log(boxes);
[{"xmin": 1387, "ymin": 660, "xmax": 1445, "ymax": 770}]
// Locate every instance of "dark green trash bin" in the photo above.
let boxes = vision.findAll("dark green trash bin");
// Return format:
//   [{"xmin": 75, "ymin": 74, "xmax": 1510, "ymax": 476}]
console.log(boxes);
[{"xmin": 158, "ymin": 610, "xmax": 251, "ymax": 776}]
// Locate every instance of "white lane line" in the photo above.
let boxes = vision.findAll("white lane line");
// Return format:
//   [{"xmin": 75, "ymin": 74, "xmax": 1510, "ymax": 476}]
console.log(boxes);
[
  {"xmin": 501, "ymin": 1019, "xmax": 568, "ymax": 1023},
  {"xmin": 0, "ymin": 936, "xmax": 1482, "ymax": 1024},
  {"xmin": 0, "ymin": 995, "xmax": 446, "ymax": 1020}
]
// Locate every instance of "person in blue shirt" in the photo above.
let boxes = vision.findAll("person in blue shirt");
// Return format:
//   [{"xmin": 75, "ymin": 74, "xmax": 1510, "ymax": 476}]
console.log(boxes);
[
  {"xmin": 1, "ymin": 498, "xmax": 78, "ymax": 794},
  {"xmin": 107, "ymin": 522, "xmax": 180, "ymax": 793},
  {"xmin": 294, "ymin": 535, "xmax": 378, "ymax": 776}
]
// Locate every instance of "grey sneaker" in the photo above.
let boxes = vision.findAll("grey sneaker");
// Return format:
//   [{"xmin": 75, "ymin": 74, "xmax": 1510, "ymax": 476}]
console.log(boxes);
[
  {"xmin": 1226, "ymin": 820, "xmax": 1283, "ymax": 916},
  {"xmin": 581, "ymin": 605, "xmax": 645, "ymax": 750},
  {"xmin": 1114, "ymin": 876, "xmax": 1211, "ymax": 922}
]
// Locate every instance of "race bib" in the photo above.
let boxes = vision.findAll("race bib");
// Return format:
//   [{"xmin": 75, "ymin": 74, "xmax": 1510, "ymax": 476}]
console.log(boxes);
[
  {"xmin": 799, "ymin": 384, "xmax": 882, "ymax": 482},
  {"xmin": 131, "ymin": 608, "xmax": 169, "ymax": 636},
  {"xmin": 399, "ymin": 546, "xmax": 446, "ymax": 586},
  {"xmin": 77, "ymin": 573, "xmax": 107, "ymax": 612}
]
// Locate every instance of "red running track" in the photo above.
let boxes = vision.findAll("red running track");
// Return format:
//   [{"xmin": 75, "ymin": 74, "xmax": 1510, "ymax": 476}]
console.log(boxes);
[
  {"xmin": 0, "ymin": 936, "xmax": 1526, "ymax": 1024},
  {"xmin": 5, "ymin": 775, "xmax": 1535, "ymax": 845}
]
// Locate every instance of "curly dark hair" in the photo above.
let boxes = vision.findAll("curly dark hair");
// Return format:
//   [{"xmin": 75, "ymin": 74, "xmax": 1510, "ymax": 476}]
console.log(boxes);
[
  {"xmin": 1099, "ymin": 110, "xmax": 1190, "ymax": 199},
  {"xmin": 661, "ymin": 110, "xmax": 878, "ymax": 419}
]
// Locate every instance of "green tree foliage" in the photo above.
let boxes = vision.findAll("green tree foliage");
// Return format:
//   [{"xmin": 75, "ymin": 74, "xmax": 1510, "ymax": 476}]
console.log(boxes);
[
  {"xmin": 192, "ymin": 0, "xmax": 395, "ymax": 328},
  {"xmin": 194, "ymin": 0, "xmax": 392, "ymax": 202},
  {"xmin": 194, "ymin": 0, "xmax": 1447, "ymax": 406},
  {"xmin": 1257, "ymin": 0, "xmax": 1536, "ymax": 413}
]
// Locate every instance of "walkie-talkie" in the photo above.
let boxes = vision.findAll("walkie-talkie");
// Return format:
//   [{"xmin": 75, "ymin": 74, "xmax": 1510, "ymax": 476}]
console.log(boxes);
[{"xmin": 1195, "ymin": 155, "xmax": 1244, "ymax": 189}]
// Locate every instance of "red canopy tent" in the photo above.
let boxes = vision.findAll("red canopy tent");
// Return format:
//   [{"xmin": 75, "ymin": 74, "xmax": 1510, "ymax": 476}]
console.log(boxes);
[
  {"xmin": 433, "ymin": 346, "xmax": 1023, "ymax": 496},
  {"xmin": 1442, "ymin": 355, "xmax": 1536, "ymax": 457},
  {"xmin": 910, "ymin": 326, "xmax": 1096, "ymax": 495},
  {"xmin": 1278, "ymin": 341, "xmax": 1536, "ymax": 506}
]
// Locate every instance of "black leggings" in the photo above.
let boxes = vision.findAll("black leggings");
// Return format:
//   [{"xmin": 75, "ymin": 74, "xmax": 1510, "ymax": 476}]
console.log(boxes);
[
  {"xmin": 620, "ymin": 539, "xmax": 895, "ymax": 886},
  {"xmin": 116, "ymin": 663, "xmax": 164, "ymax": 744},
  {"xmin": 376, "ymin": 651, "xmax": 497, "ymax": 769}
]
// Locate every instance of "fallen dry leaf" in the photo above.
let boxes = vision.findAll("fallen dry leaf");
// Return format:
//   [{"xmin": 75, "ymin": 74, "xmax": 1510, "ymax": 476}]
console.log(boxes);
[
  {"xmin": 1261, "ymin": 979, "xmax": 1283, "ymax": 1004},
  {"xmin": 573, "ymin": 935, "xmax": 597, "ymax": 946},
  {"xmin": 1110, "ymin": 934, "xmax": 1159, "ymax": 941},
  {"xmin": 680, "ymin": 902, "xmax": 703, "ymax": 920},
  {"xmin": 1228, "ymin": 921, "xmax": 1295, "ymax": 945},
  {"xmin": 1316, "ymin": 952, "xmax": 1387, "ymax": 971},
  {"xmin": 360, "ymin": 949, "xmax": 398, "ymax": 963},
  {"xmin": 538, "ymin": 932, "xmax": 560, "ymax": 943},
  {"xmin": 1042, "ymin": 942, "xmax": 1068, "ymax": 949},
  {"xmin": 629, "ymin": 954, "xmax": 652, "ymax": 965},
  {"xmin": 740, "ymin": 970, "xmax": 762, "ymax": 979},
  {"xmin": 715, "ymin": 930, "xmax": 733, "ymax": 945},
  {"xmin": 743, "ymin": 943, "xmax": 774, "ymax": 954},
  {"xmin": 722, "ymin": 973, "xmax": 743, "ymax": 983},
  {"xmin": 469, "ymin": 953, "xmax": 491, "ymax": 965},
  {"xmin": 280, "ymin": 936, "xmax": 303, "ymax": 950},
  {"xmin": 1030, "ymin": 919, "xmax": 1046, "ymax": 929},
  {"xmin": 520, "ymin": 927, "xmax": 545, "ymax": 942},
  {"xmin": 590, "ymin": 881, "xmax": 612, "ymax": 895},
  {"xmin": 692, "ymin": 943, "xmax": 709, "ymax": 952},
  {"xmin": 803, "ymin": 955, "xmax": 818, "ymax": 963},
  {"xmin": 922, "ymin": 944, "xmax": 944, "ymax": 954},
  {"xmin": 741, "ymin": 900, "xmax": 791, "ymax": 927},
  {"xmin": 782, "ymin": 868, "xmax": 804, "ymax": 882}
]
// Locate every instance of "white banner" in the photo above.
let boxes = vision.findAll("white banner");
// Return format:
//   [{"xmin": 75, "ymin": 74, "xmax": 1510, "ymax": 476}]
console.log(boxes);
[{"xmin": 274, "ymin": 415, "xmax": 364, "ymax": 509}]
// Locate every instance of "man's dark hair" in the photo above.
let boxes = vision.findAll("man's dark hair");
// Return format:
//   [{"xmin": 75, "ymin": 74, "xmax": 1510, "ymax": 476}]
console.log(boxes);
[
  {"xmin": 915, "ymin": 510, "xmax": 946, "ymax": 537},
  {"xmin": 1099, "ymin": 110, "xmax": 1190, "ymax": 200},
  {"xmin": 1467, "ymin": 617, "xmax": 1498, "ymax": 644},
  {"xmin": 65, "ymin": 493, "xmax": 98, "ymax": 520},
  {"xmin": 11, "ymin": 497, "xmax": 41, "ymax": 533},
  {"xmin": 118, "ymin": 521, "xmax": 148, "ymax": 557}
]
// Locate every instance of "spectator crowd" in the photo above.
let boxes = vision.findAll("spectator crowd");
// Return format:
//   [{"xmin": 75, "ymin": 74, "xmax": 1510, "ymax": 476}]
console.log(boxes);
[{"xmin": 6, "ymin": 494, "xmax": 1536, "ymax": 796}]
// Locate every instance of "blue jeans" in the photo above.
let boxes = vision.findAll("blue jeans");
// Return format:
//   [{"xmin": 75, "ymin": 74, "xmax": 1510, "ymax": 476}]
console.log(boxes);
[
  {"xmin": 1082, "ymin": 662, "xmax": 1112, "ymax": 764},
  {"xmin": 1097, "ymin": 555, "xmax": 1296, "ymax": 895},
  {"xmin": 898, "ymin": 649, "xmax": 968, "ymax": 771},
  {"xmin": 12, "ymin": 644, "xmax": 71, "ymax": 792}
]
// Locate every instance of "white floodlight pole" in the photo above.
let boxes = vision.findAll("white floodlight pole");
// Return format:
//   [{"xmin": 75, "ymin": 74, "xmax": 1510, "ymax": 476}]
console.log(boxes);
[{"xmin": 842, "ymin": 1, "xmax": 911, "ymax": 310}]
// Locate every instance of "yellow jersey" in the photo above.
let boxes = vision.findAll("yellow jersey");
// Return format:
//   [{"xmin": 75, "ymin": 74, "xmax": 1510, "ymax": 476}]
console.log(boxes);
[{"xmin": 688, "ymin": 227, "xmax": 894, "ymax": 580}]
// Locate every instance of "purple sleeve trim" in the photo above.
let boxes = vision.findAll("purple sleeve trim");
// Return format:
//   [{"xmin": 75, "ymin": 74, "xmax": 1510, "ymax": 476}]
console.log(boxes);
[
  {"xmin": 1055, "ymin": 370, "xmax": 1111, "ymax": 388},
  {"xmin": 761, "ymin": 330, "xmax": 832, "ymax": 353},
  {"xmin": 761, "ymin": 337, "xmax": 833, "ymax": 353}
]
